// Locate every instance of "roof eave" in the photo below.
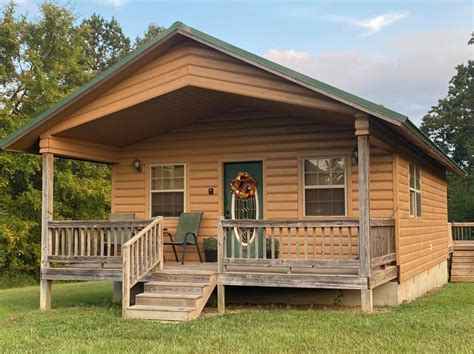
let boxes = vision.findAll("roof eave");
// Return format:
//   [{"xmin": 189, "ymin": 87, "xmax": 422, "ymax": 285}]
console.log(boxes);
[
  {"xmin": 401, "ymin": 120, "xmax": 466, "ymax": 176},
  {"xmin": 0, "ymin": 22, "xmax": 185, "ymax": 152}
]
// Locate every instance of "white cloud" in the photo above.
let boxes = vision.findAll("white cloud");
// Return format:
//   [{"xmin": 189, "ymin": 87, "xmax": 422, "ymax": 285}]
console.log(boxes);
[
  {"xmin": 264, "ymin": 29, "xmax": 471, "ymax": 124},
  {"xmin": 324, "ymin": 11, "xmax": 410, "ymax": 35},
  {"xmin": 102, "ymin": 0, "xmax": 126, "ymax": 8},
  {"xmin": 265, "ymin": 49, "xmax": 311, "ymax": 65}
]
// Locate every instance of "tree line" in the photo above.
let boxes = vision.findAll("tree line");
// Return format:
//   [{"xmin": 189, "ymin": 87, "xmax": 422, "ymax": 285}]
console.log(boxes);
[
  {"xmin": 420, "ymin": 33, "xmax": 474, "ymax": 222},
  {"xmin": 0, "ymin": 2, "xmax": 472, "ymax": 277},
  {"xmin": 0, "ymin": 2, "xmax": 164, "ymax": 275}
]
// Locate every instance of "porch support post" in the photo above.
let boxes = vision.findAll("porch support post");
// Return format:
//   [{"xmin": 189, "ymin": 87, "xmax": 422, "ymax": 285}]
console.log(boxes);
[
  {"xmin": 355, "ymin": 113, "xmax": 373, "ymax": 312},
  {"xmin": 217, "ymin": 284, "xmax": 225, "ymax": 315},
  {"xmin": 217, "ymin": 216, "xmax": 225, "ymax": 315},
  {"xmin": 40, "ymin": 153, "xmax": 54, "ymax": 311}
]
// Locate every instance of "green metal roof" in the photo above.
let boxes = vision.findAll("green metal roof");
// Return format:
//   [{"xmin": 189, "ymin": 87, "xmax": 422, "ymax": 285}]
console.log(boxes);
[{"xmin": 0, "ymin": 21, "xmax": 464, "ymax": 175}]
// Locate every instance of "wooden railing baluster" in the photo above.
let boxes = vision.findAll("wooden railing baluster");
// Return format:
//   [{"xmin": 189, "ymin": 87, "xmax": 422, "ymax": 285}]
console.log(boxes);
[
  {"xmin": 239, "ymin": 228, "xmax": 243, "ymax": 259},
  {"xmin": 99, "ymin": 229, "xmax": 104, "ymax": 257},
  {"xmin": 321, "ymin": 227, "xmax": 325, "ymax": 259},
  {"xmin": 278, "ymin": 227, "xmax": 283, "ymax": 258},
  {"xmin": 338, "ymin": 226, "xmax": 342, "ymax": 258},
  {"xmin": 296, "ymin": 227, "xmax": 300, "ymax": 259},
  {"xmin": 303, "ymin": 227, "xmax": 308, "ymax": 260},
  {"xmin": 348, "ymin": 227, "xmax": 352, "ymax": 257},
  {"xmin": 287, "ymin": 227, "xmax": 291, "ymax": 258},
  {"xmin": 230, "ymin": 226, "xmax": 235, "ymax": 259},
  {"xmin": 47, "ymin": 228, "xmax": 52, "ymax": 256},
  {"xmin": 80, "ymin": 228, "xmax": 85, "ymax": 256},
  {"xmin": 330, "ymin": 227, "xmax": 334, "ymax": 258},
  {"xmin": 54, "ymin": 229, "xmax": 59, "ymax": 256},
  {"xmin": 255, "ymin": 226, "xmax": 259, "ymax": 259},
  {"xmin": 270, "ymin": 227, "xmax": 275, "ymax": 259}
]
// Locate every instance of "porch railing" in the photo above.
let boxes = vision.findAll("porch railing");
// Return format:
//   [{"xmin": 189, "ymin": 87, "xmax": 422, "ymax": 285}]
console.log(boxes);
[
  {"xmin": 47, "ymin": 220, "xmax": 153, "ymax": 266},
  {"xmin": 370, "ymin": 219, "xmax": 396, "ymax": 269},
  {"xmin": 122, "ymin": 216, "xmax": 163, "ymax": 316},
  {"xmin": 451, "ymin": 222, "xmax": 474, "ymax": 241},
  {"xmin": 217, "ymin": 218, "xmax": 395, "ymax": 274}
]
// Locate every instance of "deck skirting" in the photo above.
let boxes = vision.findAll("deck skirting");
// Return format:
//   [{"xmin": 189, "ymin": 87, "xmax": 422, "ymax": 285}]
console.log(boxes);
[
  {"xmin": 41, "ymin": 268, "xmax": 122, "ymax": 281},
  {"xmin": 40, "ymin": 267, "xmax": 369, "ymax": 290},
  {"xmin": 220, "ymin": 273, "xmax": 368, "ymax": 290}
]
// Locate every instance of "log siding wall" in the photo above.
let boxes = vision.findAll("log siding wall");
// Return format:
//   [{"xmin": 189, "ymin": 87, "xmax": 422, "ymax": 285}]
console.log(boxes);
[{"xmin": 396, "ymin": 153, "xmax": 448, "ymax": 282}]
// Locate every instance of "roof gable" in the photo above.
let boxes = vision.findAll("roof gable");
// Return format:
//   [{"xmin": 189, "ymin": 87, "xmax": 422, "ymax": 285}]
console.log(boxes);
[{"xmin": 43, "ymin": 40, "xmax": 355, "ymax": 142}]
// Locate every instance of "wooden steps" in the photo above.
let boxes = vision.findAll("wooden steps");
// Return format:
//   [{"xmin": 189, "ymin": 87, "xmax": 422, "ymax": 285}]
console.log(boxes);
[
  {"xmin": 125, "ymin": 268, "xmax": 217, "ymax": 321},
  {"xmin": 451, "ymin": 243, "xmax": 474, "ymax": 283}
]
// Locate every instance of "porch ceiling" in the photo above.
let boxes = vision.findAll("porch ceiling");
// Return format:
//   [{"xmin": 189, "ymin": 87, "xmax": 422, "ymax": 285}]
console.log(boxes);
[{"xmin": 55, "ymin": 86, "xmax": 354, "ymax": 148}]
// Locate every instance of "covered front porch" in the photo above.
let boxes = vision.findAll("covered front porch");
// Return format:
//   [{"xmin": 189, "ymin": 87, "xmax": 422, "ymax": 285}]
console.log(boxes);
[
  {"xmin": 33, "ymin": 79, "xmax": 402, "ymax": 318},
  {"xmin": 34, "ymin": 78, "xmax": 400, "ymax": 317}
]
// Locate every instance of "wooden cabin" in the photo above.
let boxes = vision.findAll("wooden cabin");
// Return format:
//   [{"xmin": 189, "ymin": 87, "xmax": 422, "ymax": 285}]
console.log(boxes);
[{"xmin": 1, "ymin": 22, "xmax": 464, "ymax": 321}]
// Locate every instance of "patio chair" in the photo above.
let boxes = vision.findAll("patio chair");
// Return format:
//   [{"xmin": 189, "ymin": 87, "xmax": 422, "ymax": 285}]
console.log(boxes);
[{"xmin": 164, "ymin": 212, "xmax": 203, "ymax": 264}]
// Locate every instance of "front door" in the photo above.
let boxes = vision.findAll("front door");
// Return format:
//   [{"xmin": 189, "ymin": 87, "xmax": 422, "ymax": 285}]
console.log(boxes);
[{"xmin": 224, "ymin": 161, "xmax": 263, "ymax": 258}]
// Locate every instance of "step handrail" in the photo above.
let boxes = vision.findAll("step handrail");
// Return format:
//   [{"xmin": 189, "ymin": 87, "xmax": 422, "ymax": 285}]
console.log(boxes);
[{"xmin": 122, "ymin": 216, "xmax": 163, "ymax": 316}]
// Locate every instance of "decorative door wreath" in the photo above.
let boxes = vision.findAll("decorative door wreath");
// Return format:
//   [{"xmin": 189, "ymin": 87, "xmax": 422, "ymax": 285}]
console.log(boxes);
[{"xmin": 230, "ymin": 172, "xmax": 257, "ymax": 200}]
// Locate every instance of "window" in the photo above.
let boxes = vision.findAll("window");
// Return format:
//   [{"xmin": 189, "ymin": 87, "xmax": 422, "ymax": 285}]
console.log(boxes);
[
  {"xmin": 303, "ymin": 157, "xmax": 346, "ymax": 216},
  {"xmin": 409, "ymin": 163, "xmax": 422, "ymax": 217},
  {"xmin": 151, "ymin": 164, "xmax": 185, "ymax": 217}
]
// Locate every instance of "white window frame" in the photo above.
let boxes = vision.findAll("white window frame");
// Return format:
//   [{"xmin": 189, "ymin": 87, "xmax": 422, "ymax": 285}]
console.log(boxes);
[
  {"xmin": 149, "ymin": 163, "xmax": 186, "ymax": 217},
  {"xmin": 302, "ymin": 156, "xmax": 348, "ymax": 217},
  {"xmin": 409, "ymin": 163, "xmax": 422, "ymax": 218}
]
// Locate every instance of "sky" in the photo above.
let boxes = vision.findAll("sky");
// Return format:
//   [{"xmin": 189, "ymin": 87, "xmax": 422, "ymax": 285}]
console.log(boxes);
[{"xmin": 6, "ymin": 0, "xmax": 474, "ymax": 125}]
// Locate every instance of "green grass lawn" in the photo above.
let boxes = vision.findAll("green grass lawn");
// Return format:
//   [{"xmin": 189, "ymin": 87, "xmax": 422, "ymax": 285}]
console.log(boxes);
[{"xmin": 0, "ymin": 282, "xmax": 472, "ymax": 353}]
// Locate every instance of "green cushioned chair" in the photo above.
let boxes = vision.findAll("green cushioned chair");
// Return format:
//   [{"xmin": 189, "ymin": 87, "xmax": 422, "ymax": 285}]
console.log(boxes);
[{"xmin": 164, "ymin": 212, "xmax": 203, "ymax": 264}]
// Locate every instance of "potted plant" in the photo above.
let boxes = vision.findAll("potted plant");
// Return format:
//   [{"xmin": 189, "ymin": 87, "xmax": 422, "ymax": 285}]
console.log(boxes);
[
  {"xmin": 204, "ymin": 237, "xmax": 218, "ymax": 262},
  {"xmin": 265, "ymin": 238, "xmax": 280, "ymax": 259}
]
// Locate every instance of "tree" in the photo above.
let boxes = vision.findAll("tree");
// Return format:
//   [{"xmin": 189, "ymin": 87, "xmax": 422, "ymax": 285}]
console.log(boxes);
[
  {"xmin": 80, "ymin": 13, "xmax": 131, "ymax": 73},
  {"xmin": 0, "ymin": 2, "xmax": 167, "ymax": 276},
  {"xmin": 0, "ymin": 3, "xmax": 113, "ymax": 275},
  {"xmin": 135, "ymin": 23, "xmax": 165, "ymax": 48},
  {"xmin": 421, "ymin": 35, "xmax": 474, "ymax": 221}
]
